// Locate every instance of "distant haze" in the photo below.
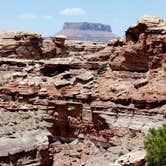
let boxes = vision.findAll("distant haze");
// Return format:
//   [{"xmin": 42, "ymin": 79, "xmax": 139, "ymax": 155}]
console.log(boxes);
[{"xmin": 57, "ymin": 22, "xmax": 116, "ymax": 42}]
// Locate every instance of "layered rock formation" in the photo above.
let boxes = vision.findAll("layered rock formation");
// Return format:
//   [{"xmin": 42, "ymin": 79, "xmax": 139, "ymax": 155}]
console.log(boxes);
[
  {"xmin": 65, "ymin": 40, "xmax": 106, "ymax": 56},
  {"xmin": 57, "ymin": 22, "xmax": 116, "ymax": 42},
  {"xmin": 0, "ymin": 15, "xmax": 165, "ymax": 166},
  {"xmin": 0, "ymin": 31, "xmax": 66, "ymax": 59},
  {"xmin": 0, "ymin": 30, "xmax": 106, "ymax": 59},
  {"xmin": 110, "ymin": 15, "xmax": 166, "ymax": 71}
]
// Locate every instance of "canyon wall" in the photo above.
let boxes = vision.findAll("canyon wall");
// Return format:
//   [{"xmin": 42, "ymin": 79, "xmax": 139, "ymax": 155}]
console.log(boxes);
[{"xmin": 0, "ymin": 15, "xmax": 165, "ymax": 166}]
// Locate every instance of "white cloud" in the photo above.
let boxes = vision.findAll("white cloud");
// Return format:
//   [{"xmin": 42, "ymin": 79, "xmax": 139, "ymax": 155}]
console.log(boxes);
[
  {"xmin": 59, "ymin": 8, "xmax": 86, "ymax": 16},
  {"xmin": 17, "ymin": 13, "xmax": 38, "ymax": 20},
  {"xmin": 17, "ymin": 13, "xmax": 53, "ymax": 20}
]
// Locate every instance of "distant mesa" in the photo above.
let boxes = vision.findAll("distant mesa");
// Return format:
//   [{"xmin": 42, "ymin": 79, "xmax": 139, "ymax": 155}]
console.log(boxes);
[
  {"xmin": 57, "ymin": 22, "xmax": 116, "ymax": 42},
  {"xmin": 63, "ymin": 22, "xmax": 112, "ymax": 32}
]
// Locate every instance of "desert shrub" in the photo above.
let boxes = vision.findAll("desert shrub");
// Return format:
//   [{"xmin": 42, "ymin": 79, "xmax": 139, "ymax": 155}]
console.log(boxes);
[
  {"xmin": 57, "ymin": 53, "xmax": 70, "ymax": 58},
  {"xmin": 97, "ymin": 64, "xmax": 107, "ymax": 74},
  {"xmin": 130, "ymin": 130, "xmax": 137, "ymax": 138},
  {"xmin": 119, "ymin": 151, "xmax": 124, "ymax": 157},
  {"xmin": 42, "ymin": 78, "xmax": 47, "ymax": 82},
  {"xmin": 111, "ymin": 47, "xmax": 117, "ymax": 53},
  {"xmin": 31, "ymin": 60, "xmax": 36, "ymax": 66},
  {"xmin": 2, "ymin": 94, "xmax": 10, "ymax": 102},
  {"xmin": 60, "ymin": 90, "xmax": 66, "ymax": 96},
  {"xmin": 144, "ymin": 124, "xmax": 166, "ymax": 166},
  {"xmin": 33, "ymin": 56, "xmax": 40, "ymax": 60}
]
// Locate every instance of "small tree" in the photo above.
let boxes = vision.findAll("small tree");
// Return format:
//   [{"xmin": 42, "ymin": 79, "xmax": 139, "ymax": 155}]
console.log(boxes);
[{"xmin": 144, "ymin": 124, "xmax": 166, "ymax": 166}]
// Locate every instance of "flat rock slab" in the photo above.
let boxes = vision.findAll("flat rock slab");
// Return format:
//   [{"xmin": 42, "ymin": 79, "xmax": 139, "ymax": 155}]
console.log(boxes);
[
  {"xmin": 76, "ymin": 71, "xmax": 93, "ymax": 82},
  {"xmin": 54, "ymin": 79, "xmax": 71, "ymax": 87},
  {"xmin": 0, "ymin": 129, "xmax": 50, "ymax": 157}
]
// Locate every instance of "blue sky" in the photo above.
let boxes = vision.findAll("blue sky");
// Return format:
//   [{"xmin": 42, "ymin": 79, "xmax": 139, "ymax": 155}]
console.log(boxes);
[{"xmin": 0, "ymin": 0, "xmax": 165, "ymax": 36}]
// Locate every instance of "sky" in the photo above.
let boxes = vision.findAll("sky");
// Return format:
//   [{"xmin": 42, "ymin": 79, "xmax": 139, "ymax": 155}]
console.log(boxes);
[{"xmin": 0, "ymin": 0, "xmax": 165, "ymax": 37}]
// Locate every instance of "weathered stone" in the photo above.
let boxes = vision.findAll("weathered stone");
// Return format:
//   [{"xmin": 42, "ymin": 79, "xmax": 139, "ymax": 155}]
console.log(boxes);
[
  {"xmin": 112, "ymin": 150, "xmax": 146, "ymax": 166},
  {"xmin": 54, "ymin": 79, "xmax": 71, "ymax": 87},
  {"xmin": 76, "ymin": 71, "xmax": 93, "ymax": 82},
  {"xmin": 133, "ymin": 78, "xmax": 148, "ymax": 89}
]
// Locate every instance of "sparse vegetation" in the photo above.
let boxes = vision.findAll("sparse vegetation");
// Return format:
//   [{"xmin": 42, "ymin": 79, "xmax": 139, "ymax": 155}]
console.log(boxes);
[
  {"xmin": 0, "ymin": 80, "xmax": 9, "ymax": 87},
  {"xmin": 60, "ymin": 90, "xmax": 66, "ymax": 96},
  {"xmin": 75, "ymin": 52, "xmax": 84, "ymax": 56},
  {"xmin": 144, "ymin": 125, "xmax": 166, "ymax": 166},
  {"xmin": 119, "ymin": 151, "xmax": 124, "ymax": 156},
  {"xmin": 130, "ymin": 130, "xmax": 137, "ymax": 138},
  {"xmin": 143, "ymin": 74, "xmax": 147, "ymax": 79},
  {"xmin": 33, "ymin": 56, "xmax": 40, "ymax": 60},
  {"xmin": 97, "ymin": 64, "xmax": 107, "ymax": 74},
  {"xmin": 31, "ymin": 60, "xmax": 36, "ymax": 66},
  {"xmin": 16, "ymin": 68, "xmax": 22, "ymax": 72},
  {"xmin": 57, "ymin": 53, "xmax": 70, "ymax": 58},
  {"xmin": 31, "ymin": 56, "xmax": 40, "ymax": 65},
  {"xmin": 42, "ymin": 78, "xmax": 47, "ymax": 82},
  {"xmin": 111, "ymin": 47, "xmax": 117, "ymax": 53},
  {"xmin": 2, "ymin": 94, "xmax": 10, "ymax": 102}
]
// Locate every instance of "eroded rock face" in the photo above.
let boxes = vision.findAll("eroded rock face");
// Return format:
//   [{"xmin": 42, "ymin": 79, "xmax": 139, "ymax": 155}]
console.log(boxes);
[
  {"xmin": 0, "ymin": 30, "xmax": 42, "ymax": 58},
  {"xmin": 110, "ymin": 15, "xmax": 166, "ymax": 71},
  {"xmin": 0, "ymin": 30, "xmax": 107, "ymax": 60},
  {"xmin": 0, "ymin": 15, "xmax": 165, "ymax": 166},
  {"xmin": 0, "ymin": 31, "xmax": 67, "ymax": 59}
]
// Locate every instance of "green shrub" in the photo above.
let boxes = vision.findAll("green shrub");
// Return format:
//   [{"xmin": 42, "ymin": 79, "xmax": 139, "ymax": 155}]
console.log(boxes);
[
  {"xmin": 60, "ymin": 90, "xmax": 66, "ymax": 96},
  {"xmin": 97, "ymin": 64, "xmax": 107, "ymax": 74},
  {"xmin": 2, "ymin": 94, "xmax": 10, "ymax": 102},
  {"xmin": 144, "ymin": 124, "xmax": 166, "ymax": 166},
  {"xmin": 111, "ymin": 47, "xmax": 117, "ymax": 53}
]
